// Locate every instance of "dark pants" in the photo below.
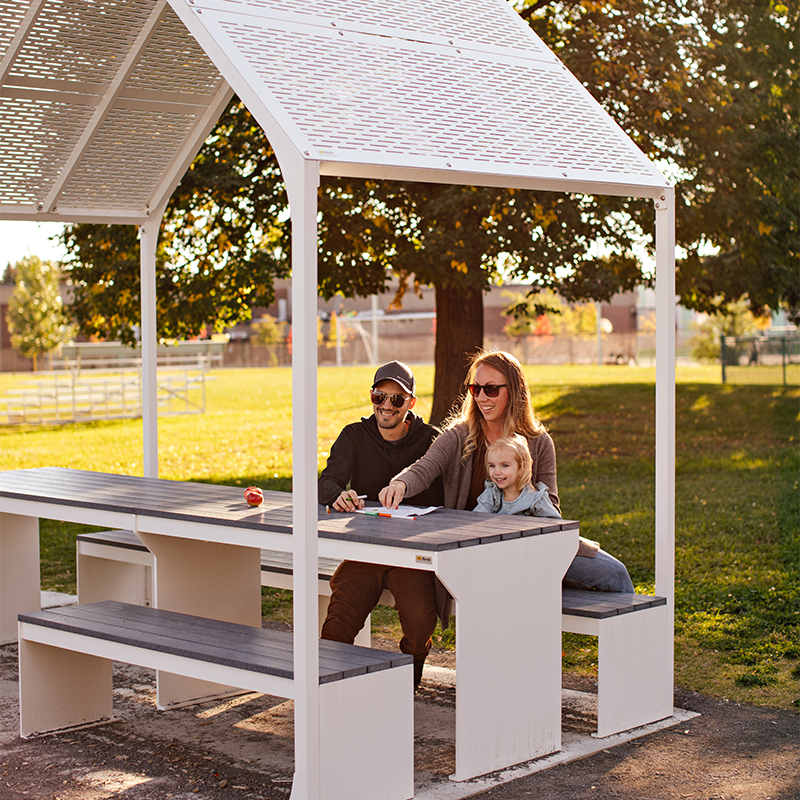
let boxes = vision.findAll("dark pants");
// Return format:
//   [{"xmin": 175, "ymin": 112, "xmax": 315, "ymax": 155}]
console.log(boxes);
[{"xmin": 321, "ymin": 561, "xmax": 437, "ymax": 672}]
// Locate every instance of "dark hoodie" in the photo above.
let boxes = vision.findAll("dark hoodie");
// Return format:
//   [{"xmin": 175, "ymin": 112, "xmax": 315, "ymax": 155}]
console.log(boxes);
[{"xmin": 318, "ymin": 412, "xmax": 444, "ymax": 507}]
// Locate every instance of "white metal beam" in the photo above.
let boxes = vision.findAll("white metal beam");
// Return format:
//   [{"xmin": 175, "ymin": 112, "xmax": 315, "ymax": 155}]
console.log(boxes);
[
  {"xmin": 0, "ymin": 0, "xmax": 45, "ymax": 86},
  {"xmin": 283, "ymin": 156, "xmax": 322, "ymax": 800},
  {"xmin": 319, "ymin": 161, "xmax": 667, "ymax": 199},
  {"xmin": 139, "ymin": 213, "xmax": 164, "ymax": 480}
]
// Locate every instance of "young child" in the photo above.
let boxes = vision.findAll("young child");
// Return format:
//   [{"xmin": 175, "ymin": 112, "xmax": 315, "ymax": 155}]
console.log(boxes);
[{"xmin": 474, "ymin": 434, "xmax": 561, "ymax": 518}]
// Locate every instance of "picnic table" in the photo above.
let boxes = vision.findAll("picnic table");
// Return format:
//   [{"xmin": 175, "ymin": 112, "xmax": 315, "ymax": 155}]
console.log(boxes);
[{"xmin": 0, "ymin": 467, "xmax": 578, "ymax": 781}]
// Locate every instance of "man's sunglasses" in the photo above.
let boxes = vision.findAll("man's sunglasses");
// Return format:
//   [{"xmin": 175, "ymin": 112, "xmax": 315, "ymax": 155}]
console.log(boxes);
[
  {"xmin": 370, "ymin": 391, "xmax": 411, "ymax": 408},
  {"xmin": 468, "ymin": 383, "xmax": 507, "ymax": 398}
]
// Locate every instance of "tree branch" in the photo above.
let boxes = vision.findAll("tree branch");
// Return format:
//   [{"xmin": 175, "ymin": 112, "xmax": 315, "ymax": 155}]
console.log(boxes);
[{"xmin": 518, "ymin": 0, "xmax": 556, "ymax": 21}]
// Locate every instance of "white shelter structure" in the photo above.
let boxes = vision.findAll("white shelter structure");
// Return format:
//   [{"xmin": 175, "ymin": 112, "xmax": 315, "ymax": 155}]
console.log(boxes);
[{"xmin": 0, "ymin": 1, "xmax": 676, "ymax": 797}]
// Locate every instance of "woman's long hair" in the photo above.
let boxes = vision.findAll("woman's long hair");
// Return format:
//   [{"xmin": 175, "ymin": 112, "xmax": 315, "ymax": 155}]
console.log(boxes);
[{"xmin": 445, "ymin": 349, "xmax": 546, "ymax": 463}]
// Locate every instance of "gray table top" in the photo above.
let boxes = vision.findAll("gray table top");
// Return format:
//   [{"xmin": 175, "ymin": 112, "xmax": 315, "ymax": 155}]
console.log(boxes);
[{"xmin": 0, "ymin": 467, "xmax": 578, "ymax": 552}]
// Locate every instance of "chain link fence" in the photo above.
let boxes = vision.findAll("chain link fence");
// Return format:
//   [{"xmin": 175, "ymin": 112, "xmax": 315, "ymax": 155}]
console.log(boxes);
[{"xmin": 720, "ymin": 333, "xmax": 800, "ymax": 386}]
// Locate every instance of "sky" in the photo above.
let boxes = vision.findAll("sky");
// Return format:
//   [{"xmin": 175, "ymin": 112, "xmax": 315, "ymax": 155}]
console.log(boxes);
[{"xmin": 0, "ymin": 220, "xmax": 68, "ymax": 274}]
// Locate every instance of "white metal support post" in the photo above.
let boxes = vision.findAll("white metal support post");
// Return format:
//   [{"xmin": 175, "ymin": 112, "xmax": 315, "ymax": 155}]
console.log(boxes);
[
  {"xmin": 654, "ymin": 187, "xmax": 676, "ymax": 697},
  {"xmin": 284, "ymin": 159, "xmax": 322, "ymax": 800},
  {"xmin": 139, "ymin": 213, "xmax": 164, "ymax": 479}
]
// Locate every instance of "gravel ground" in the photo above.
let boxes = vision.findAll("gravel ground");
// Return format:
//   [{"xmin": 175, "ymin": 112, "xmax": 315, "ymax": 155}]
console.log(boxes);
[{"xmin": 1, "ymin": 638, "xmax": 797, "ymax": 800}]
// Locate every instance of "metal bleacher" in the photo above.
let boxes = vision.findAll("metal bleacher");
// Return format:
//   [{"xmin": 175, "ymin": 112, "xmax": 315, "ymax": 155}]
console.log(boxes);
[{"xmin": 1, "ymin": 340, "xmax": 226, "ymax": 425}]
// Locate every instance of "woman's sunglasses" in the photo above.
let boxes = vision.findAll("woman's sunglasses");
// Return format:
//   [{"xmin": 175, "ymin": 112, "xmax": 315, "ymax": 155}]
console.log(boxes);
[
  {"xmin": 468, "ymin": 383, "xmax": 507, "ymax": 398},
  {"xmin": 370, "ymin": 391, "xmax": 411, "ymax": 408}
]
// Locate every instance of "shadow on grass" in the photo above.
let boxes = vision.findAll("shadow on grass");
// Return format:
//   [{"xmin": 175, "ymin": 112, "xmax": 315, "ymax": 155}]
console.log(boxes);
[{"xmin": 535, "ymin": 381, "xmax": 799, "ymax": 703}]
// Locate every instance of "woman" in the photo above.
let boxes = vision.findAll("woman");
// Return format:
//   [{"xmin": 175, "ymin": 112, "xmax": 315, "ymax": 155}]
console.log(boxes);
[{"xmin": 380, "ymin": 349, "xmax": 634, "ymax": 593}]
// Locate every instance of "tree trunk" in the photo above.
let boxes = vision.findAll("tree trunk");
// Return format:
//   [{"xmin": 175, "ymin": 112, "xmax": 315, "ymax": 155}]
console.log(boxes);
[{"xmin": 430, "ymin": 285, "xmax": 484, "ymax": 426}]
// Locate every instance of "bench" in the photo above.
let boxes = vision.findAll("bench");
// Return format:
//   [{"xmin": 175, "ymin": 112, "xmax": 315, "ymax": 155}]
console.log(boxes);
[
  {"xmin": 562, "ymin": 589, "xmax": 670, "ymax": 737},
  {"xmin": 18, "ymin": 600, "xmax": 413, "ymax": 800},
  {"xmin": 76, "ymin": 530, "xmax": 671, "ymax": 737}
]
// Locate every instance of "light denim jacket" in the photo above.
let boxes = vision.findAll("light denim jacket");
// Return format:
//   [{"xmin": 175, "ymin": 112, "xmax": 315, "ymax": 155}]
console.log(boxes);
[{"xmin": 474, "ymin": 481, "xmax": 562, "ymax": 518}]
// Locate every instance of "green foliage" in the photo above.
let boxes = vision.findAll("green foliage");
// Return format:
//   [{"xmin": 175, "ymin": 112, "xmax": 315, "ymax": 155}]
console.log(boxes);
[
  {"xmin": 250, "ymin": 315, "xmax": 287, "ymax": 345},
  {"xmin": 1, "ymin": 261, "xmax": 15, "ymax": 285},
  {"xmin": 503, "ymin": 289, "xmax": 599, "ymax": 338},
  {"xmin": 324, "ymin": 311, "xmax": 358, "ymax": 350},
  {"xmin": 6, "ymin": 256, "xmax": 75, "ymax": 367},
  {"xmin": 688, "ymin": 297, "xmax": 771, "ymax": 362},
  {"xmin": 521, "ymin": 0, "xmax": 799, "ymax": 321},
  {"xmin": 318, "ymin": 180, "xmax": 646, "ymax": 308}
]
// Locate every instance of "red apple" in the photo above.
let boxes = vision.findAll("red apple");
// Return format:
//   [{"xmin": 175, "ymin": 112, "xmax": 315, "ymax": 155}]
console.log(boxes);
[{"xmin": 244, "ymin": 486, "xmax": 264, "ymax": 507}]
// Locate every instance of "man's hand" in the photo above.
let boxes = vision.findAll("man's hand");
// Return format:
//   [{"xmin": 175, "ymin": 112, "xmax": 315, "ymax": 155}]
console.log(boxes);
[
  {"xmin": 332, "ymin": 490, "xmax": 365, "ymax": 513},
  {"xmin": 379, "ymin": 481, "xmax": 406, "ymax": 509}
]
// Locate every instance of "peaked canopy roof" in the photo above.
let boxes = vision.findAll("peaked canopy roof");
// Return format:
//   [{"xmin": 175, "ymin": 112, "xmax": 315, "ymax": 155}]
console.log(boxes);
[
  {"xmin": 0, "ymin": 0, "xmax": 231, "ymax": 224},
  {"xmin": 1, "ymin": 0, "xmax": 668, "ymax": 229}
]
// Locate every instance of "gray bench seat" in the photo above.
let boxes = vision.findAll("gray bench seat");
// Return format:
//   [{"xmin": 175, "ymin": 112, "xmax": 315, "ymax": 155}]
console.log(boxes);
[
  {"xmin": 77, "ymin": 528, "xmax": 666, "ymax": 620},
  {"xmin": 18, "ymin": 600, "xmax": 413, "ymax": 800},
  {"xmin": 561, "ymin": 588, "xmax": 667, "ymax": 618},
  {"xmin": 77, "ymin": 528, "xmax": 343, "ymax": 580},
  {"xmin": 20, "ymin": 601, "xmax": 408, "ymax": 683}
]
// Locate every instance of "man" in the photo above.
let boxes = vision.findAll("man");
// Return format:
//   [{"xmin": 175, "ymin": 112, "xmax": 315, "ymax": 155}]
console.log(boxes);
[{"xmin": 318, "ymin": 361, "xmax": 444, "ymax": 688}]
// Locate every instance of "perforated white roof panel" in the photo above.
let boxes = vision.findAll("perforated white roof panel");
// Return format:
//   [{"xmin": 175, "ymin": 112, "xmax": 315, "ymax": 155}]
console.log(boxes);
[
  {"xmin": 174, "ymin": 0, "xmax": 668, "ymax": 196},
  {"xmin": 0, "ymin": 0, "xmax": 231, "ymax": 223},
  {"xmin": 0, "ymin": 0, "xmax": 668, "ymax": 225}
]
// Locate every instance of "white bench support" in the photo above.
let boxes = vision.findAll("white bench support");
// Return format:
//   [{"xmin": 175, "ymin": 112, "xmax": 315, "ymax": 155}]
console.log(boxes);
[
  {"xmin": 19, "ymin": 602, "xmax": 413, "ymax": 800},
  {"xmin": 0, "ymin": 513, "xmax": 40, "ymax": 643},
  {"xmin": 77, "ymin": 530, "xmax": 387, "ymax": 647},
  {"xmin": 77, "ymin": 537, "xmax": 153, "ymax": 607},
  {"xmin": 562, "ymin": 592, "xmax": 672, "ymax": 737}
]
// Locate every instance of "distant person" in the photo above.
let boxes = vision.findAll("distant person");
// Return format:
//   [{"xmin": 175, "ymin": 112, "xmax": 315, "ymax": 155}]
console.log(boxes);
[
  {"xmin": 318, "ymin": 361, "xmax": 444, "ymax": 688},
  {"xmin": 380, "ymin": 349, "xmax": 634, "ymax": 593},
  {"xmin": 748, "ymin": 337, "xmax": 760, "ymax": 365}
]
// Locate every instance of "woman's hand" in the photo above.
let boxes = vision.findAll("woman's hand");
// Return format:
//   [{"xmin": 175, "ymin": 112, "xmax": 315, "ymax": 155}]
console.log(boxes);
[
  {"xmin": 379, "ymin": 481, "xmax": 406, "ymax": 509},
  {"xmin": 332, "ymin": 490, "xmax": 365, "ymax": 513}
]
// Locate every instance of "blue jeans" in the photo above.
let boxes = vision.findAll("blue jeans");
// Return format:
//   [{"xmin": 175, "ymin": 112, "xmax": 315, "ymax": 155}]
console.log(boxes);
[{"xmin": 563, "ymin": 548, "xmax": 634, "ymax": 593}]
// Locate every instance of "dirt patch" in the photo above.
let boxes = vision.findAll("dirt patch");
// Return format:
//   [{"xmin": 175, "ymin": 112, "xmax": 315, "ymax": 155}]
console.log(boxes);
[
  {"xmin": 1, "ymin": 640, "xmax": 797, "ymax": 800},
  {"xmin": 473, "ymin": 687, "xmax": 799, "ymax": 800}
]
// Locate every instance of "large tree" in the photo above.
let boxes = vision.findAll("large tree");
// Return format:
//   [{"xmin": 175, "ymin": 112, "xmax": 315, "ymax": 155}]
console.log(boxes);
[
  {"xmin": 63, "ymin": 0, "xmax": 798, "ymax": 421},
  {"xmin": 520, "ymin": 0, "xmax": 799, "ymax": 318}
]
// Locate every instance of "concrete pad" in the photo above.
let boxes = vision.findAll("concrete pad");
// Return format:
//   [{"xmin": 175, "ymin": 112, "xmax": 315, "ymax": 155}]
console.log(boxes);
[{"xmin": 41, "ymin": 591, "xmax": 77, "ymax": 609}]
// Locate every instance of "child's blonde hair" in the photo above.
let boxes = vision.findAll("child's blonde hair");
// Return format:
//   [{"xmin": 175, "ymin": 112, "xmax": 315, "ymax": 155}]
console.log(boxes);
[{"xmin": 485, "ymin": 434, "xmax": 532, "ymax": 491}]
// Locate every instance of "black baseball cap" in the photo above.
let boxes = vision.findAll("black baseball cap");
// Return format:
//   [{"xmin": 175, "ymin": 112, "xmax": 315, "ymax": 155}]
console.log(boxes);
[{"xmin": 371, "ymin": 361, "xmax": 416, "ymax": 396}]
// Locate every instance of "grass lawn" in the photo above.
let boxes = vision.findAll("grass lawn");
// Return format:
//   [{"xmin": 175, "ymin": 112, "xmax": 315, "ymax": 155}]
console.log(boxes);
[{"xmin": 1, "ymin": 364, "xmax": 797, "ymax": 711}]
